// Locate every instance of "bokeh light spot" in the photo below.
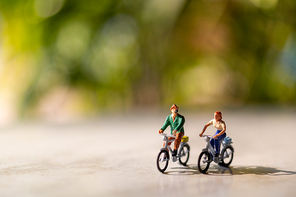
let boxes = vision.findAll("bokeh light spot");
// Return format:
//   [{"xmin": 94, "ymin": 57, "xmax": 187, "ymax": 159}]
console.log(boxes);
[
  {"xmin": 34, "ymin": 0, "xmax": 64, "ymax": 18},
  {"xmin": 56, "ymin": 21, "xmax": 91, "ymax": 61},
  {"xmin": 249, "ymin": 0, "xmax": 278, "ymax": 9}
]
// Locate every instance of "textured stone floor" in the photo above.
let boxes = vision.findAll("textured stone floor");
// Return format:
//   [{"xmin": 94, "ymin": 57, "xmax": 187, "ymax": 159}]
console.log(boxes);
[{"xmin": 0, "ymin": 108, "xmax": 295, "ymax": 197}]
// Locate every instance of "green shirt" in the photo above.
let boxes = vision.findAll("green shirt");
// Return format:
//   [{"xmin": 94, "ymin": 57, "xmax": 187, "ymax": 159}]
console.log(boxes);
[{"xmin": 161, "ymin": 114, "xmax": 185, "ymax": 135}]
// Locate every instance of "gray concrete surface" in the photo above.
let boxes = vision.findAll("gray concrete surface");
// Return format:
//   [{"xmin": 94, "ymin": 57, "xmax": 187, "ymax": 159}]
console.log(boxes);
[{"xmin": 0, "ymin": 109, "xmax": 295, "ymax": 197}]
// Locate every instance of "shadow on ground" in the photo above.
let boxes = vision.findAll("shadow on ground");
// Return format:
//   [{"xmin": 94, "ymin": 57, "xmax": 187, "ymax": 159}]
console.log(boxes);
[
  {"xmin": 163, "ymin": 164, "xmax": 296, "ymax": 176},
  {"xmin": 162, "ymin": 165, "xmax": 199, "ymax": 175},
  {"xmin": 230, "ymin": 166, "xmax": 296, "ymax": 176}
]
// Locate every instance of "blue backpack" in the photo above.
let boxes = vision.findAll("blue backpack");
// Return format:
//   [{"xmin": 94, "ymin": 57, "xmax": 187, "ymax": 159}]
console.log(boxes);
[{"xmin": 224, "ymin": 137, "xmax": 232, "ymax": 144}]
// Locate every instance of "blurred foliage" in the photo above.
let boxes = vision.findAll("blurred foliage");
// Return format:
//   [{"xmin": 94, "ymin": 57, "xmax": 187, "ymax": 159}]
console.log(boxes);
[{"xmin": 0, "ymin": 0, "xmax": 295, "ymax": 118}]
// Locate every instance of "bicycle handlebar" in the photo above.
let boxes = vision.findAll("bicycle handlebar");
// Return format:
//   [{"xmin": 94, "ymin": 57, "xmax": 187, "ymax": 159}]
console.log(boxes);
[
  {"xmin": 159, "ymin": 133, "xmax": 176, "ymax": 138},
  {"xmin": 201, "ymin": 134, "xmax": 211, "ymax": 138},
  {"xmin": 201, "ymin": 135, "xmax": 218, "ymax": 140}
]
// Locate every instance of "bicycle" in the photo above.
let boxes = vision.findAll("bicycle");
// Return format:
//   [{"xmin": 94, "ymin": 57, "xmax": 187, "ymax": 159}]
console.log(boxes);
[
  {"xmin": 197, "ymin": 135, "xmax": 234, "ymax": 174},
  {"xmin": 156, "ymin": 133, "xmax": 190, "ymax": 173}
]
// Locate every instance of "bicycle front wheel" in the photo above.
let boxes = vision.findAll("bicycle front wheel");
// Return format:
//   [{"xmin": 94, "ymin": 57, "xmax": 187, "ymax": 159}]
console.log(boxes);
[
  {"xmin": 157, "ymin": 150, "xmax": 169, "ymax": 173},
  {"xmin": 178, "ymin": 144, "xmax": 190, "ymax": 166},
  {"xmin": 197, "ymin": 151, "xmax": 211, "ymax": 174},
  {"xmin": 219, "ymin": 146, "xmax": 234, "ymax": 167}
]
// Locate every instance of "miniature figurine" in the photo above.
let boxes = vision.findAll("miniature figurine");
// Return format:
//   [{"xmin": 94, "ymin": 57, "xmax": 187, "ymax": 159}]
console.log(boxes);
[
  {"xmin": 197, "ymin": 111, "xmax": 234, "ymax": 173},
  {"xmin": 156, "ymin": 104, "xmax": 190, "ymax": 173},
  {"xmin": 199, "ymin": 111, "xmax": 226, "ymax": 157},
  {"xmin": 159, "ymin": 104, "xmax": 185, "ymax": 156}
]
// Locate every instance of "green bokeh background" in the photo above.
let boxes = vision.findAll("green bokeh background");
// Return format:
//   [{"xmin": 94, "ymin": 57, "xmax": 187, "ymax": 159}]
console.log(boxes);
[{"xmin": 0, "ymin": 0, "xmax": 295, "ymax": 119}]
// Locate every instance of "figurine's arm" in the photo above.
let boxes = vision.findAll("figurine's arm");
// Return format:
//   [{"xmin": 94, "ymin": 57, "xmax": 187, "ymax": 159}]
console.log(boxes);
[
  {"xmin": 213, "ymin": 122, "xmax": 226, "ymax": 138},
  {"xmin": 199, "ymin": 122, "xmax": 211, "ymax": 137},
  {"xmin": 174, "ymin": 116, "xmax": 185, "ymax": 133},
  {"xmin": 159, "ymin": 116, "xmax": 170, "ymax": 133}
]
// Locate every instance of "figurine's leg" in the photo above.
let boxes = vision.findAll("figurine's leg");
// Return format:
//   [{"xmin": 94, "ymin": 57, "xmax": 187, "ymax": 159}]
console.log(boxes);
[
  {"xmin": 174, "ymin": 132, "xmax": 184, "ymax": 150},
  {"xmin": 209, "ymin": 139, "xmax": 215, "ymax": 158},
  {"xmin": 214, "ymin": 139, "xmax": 220, "ymax": 154},
  {"xmin": 212, "ymin": 130, "xmax": 221, "ymax": 154},
  {"xmin": 216, "ymin": 133, "xmax": 227, "ymax": 154},
  {"xmin": 163, "ymin": 137, "xmax": 173, "ymax": 151},
  {"xmin": 171, "ymin": 132, "xmax": 183, "ymax": 156},
  {"xmin": 210, "ymin": 138, "xmax": 215, "ymax": 151}
]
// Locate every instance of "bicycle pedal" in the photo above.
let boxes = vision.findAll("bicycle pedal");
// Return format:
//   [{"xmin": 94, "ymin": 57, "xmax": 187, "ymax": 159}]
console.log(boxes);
[
  {"xmin": 172, "ymin": 156, "xmax": 177, "ymax": 162},
  {"xmin": 213, "ymin": 157, "xmax": 219, "ymax": 163}
]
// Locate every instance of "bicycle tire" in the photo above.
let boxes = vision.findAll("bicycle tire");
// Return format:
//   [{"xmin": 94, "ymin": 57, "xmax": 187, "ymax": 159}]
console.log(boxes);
[
  {"xmin": 157, "ymin": 150, "xmax": 169, "ymax": 173},
  {"xmin": 197, "ymin": 151, "xmax": 211, "ymax": 174},
  {"xmin": 178, "ymin": 144, "xmax": 190, "ymax": 166},
  {"xmin": 219, "ymin": 146, "xmax": 234, "ymax": 167}
]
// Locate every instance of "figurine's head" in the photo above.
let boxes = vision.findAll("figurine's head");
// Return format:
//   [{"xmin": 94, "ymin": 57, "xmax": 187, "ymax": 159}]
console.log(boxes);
[
  {"xmin": 170, "ymin": 104, "xmax": 179, "ymax": 113},
  {"xmin": 214, "ymin": 111, "xmax": 222, "ymax": 121}
]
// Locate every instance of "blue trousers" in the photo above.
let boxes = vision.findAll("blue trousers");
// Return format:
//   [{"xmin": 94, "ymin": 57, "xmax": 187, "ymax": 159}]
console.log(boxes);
[{"xmin": 210, "ymin": 130, "xmax": 226, "ymax": 154}]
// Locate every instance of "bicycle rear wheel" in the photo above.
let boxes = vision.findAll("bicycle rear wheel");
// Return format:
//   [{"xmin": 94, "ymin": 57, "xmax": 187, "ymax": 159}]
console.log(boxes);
[
  {"xmin": 197, "ymin": 151, "xmax": 211, "ymax": 174},
  {"xmin": 157, "ymin": 150, "xmax": 169, "ymax": 173},
  {"xmin": 219, "ymin": 146, "xmax": 234, "ymax": 167},
  {"xmin": 178, "ymin": 144, "xmax": 190, "ymax": 166}
]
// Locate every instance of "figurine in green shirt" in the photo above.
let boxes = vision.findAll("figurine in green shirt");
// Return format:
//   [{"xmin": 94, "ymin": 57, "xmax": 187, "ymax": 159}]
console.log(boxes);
[{"xmin": 159, "ymin": 104, "xmax": 185, "ymax": 156}]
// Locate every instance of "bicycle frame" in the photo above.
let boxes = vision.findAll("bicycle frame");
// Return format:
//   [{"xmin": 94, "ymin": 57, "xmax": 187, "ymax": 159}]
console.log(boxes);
[
  {"xmin": 202, "ymin": 135, "xmax": 232, "ymax": 162},
  {"xmin": 162, "ymin": 134, "xmax": 176, "ymax": 153},
  {"xmin": 160, "ymin": 133, "xmax": 187, "ymax": 161},
  {"xmin": 202, "ymin": 135, "xmax": 216, "ymax": 156},
  {"xmin": 202, "ymin": 135, "xmax": 223, "ymax": 163}
]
